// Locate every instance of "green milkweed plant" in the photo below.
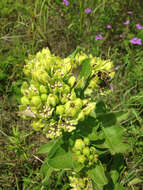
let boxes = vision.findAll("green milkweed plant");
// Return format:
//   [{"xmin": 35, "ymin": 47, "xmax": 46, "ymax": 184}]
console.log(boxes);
[{"xmin": 19, "ymin": 48, "xmax": 130, "ymax": 189}]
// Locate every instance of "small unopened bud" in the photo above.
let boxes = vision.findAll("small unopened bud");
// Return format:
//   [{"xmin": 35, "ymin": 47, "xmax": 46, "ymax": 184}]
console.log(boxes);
[{"xmin": 68, "ymin": 76, "xmax": 76, "ymax": 87}]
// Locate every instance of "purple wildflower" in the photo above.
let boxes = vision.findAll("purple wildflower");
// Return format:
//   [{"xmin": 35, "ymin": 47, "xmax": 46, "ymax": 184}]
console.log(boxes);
[
  {"xmin": 136, "ymin": 24, "xmax": 143, "ymax": 29},
  {"xmin": 130, "ymin": 37, "xmax": 142, "ymax": 45},
  {"xmin": 95, "ymin": 34, "xmax": 103, "ymax": 40},
  {"xmin": 107, "ymin": 24, "xmax": 112, "ymax": 29},
  {"xmin": 62, "ymin": 0, "xmax": 69, "ymax": 6},
  {"xmin": 85, "ymin": 8, "xmax": 92, "ymax": 14},
  {"xmin": 124, "ymin": 20, "xmax": 130, "ymax": 25},
  {"xmin": 120, "ymin": 33, "xmax": 126, "ymax": 38},
  {"xmin": 127, "ymin": 11, "xmax": 132, "ymax": 14}
]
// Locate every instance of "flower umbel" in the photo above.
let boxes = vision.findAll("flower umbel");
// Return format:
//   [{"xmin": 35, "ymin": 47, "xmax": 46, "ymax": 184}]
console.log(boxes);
[
  {"xmin": 124, "ymin": 20, "xmax": 130, "ymax": 25},
  {"xmin": 130, "ymin": 37, "xmax": 142, "ymax": 45},
  {"xmin": 62, "ymin": 0, "xmax": 69, "ymax": 6},
  {"xmin": 85, "ymin": 8, "xmax": 92, "ymax": 14},
  {"xmin": 95, "ymin": 34, "xmax": 103, "ymax": 40}
]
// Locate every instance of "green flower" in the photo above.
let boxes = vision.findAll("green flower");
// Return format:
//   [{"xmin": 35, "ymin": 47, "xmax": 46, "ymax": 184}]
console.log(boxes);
[
  {"xmin": 77, "ymin": 155, "xmax": 86, "ymax": 164},
  {"xmin": 41, "ymin": 94, "xmax": 48, "ymax": 102},
  {"xmin": 31, "ymin": 96, "xmax": 42, "ymax": 106},
  {"xmin": 83, "ymin": 147, "xmax": 90, "ymax": 156},
  {"xmin": 39, "ymin": 85, "xmax": 48, "ymax": 94},
  {"xmin": 74, "ymin": 139, "xmax": 85, "ymax": 150},
  {"xmin": 21, "ymin": 96, "xmax": 30, "ymax": 106},
  {"xmin": 56, "ymin": 105, "xmax": 65, "ymax": 115}
]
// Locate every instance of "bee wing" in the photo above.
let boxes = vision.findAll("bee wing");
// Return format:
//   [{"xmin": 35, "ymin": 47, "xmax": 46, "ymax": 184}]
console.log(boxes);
[{"xmin": 72, "ymin": 65, "xmax": 82, "ymax": 80}]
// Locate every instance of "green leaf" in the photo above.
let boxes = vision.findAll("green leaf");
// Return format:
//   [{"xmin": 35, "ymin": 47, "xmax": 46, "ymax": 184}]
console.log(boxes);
[
  {"xmin": 37, "ymin": 139, "xmax": 60, "ymax": 156},
  {"xmin": 48, "ymin": 146, "xmax": 73, "ymax": 169},
  {"xmin": 92, "ymin": 181, "xmax": 104, "ymax": 190},
  {"xmin": 68, "ymin": 47, "xmax": 81, "ymax": 58},
  {"xmin": 115, "ymin": 111, "xmax": 130, "ymax": 124},
  {"xmin": 102, "ymin": 126, "xmax": 130, "ymax": 154},
  {"xmin": 97, "ymin": 113, "xmax": 116, "ymax": 127},
  {"xmin": 110, "ymin": 154, "xmax": 124, "ymax": 184},
  {"xmin": 95, "ymin": 101, "xmax": 107, "ymax": 115},
  {"xmin": 114, "ymin": 183, "xmax": 127, "ymax": 190},
  {"xmin": 110, "ymin": 170, "xmax": 119, "ymax": 184},
  {"xmin": 128, "ymin": 178, "xmax": 143, "ymax": 186},
  {"xmin": 41, "ymin": 161, "xmax": 54, "ymax": 180},
  {"xmin": 37, "ymin": 140, "xmax": 56, "ymax": 154},
  {"xmin": 72, "ymin": 156, "xmax": 84, "ymax": 172},
  {"xmin": 78, "ymin": 116, "xmax": 100, "ymax": 140},
  {"xmin": 80, "ymin": 58, "xmax": 92, "ymax": 80},
  {"xmin": 87, "ymin": 161, "xmax": 108, "ymax": 186}
]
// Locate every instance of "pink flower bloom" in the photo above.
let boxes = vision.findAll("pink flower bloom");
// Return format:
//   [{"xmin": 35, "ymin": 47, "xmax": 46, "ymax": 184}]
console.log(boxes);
[
  {"xmin": 107, "ymin": 25, "xmax": 112, "ymax": 29},
  {"xmin": 95, "ymin": 34, "xmax": 103, "ymax": 40},
  {"xmin": 85, "ymin": 8, "xmax": 92, "ymax": 14},
  {"xmin": 130, "ymin": 37, "xmax": 142, "ymax": 45},
  {"xmin": 62, "ymin": 0, "xmax": 69, "ymax": 6},
  {"xmin": 120, "ymin": 33, "xmax": 126, "ymax": 38},
  {"xmin": 124, "ymin": 20, "xmax": 130, "ymax": 25},
  {"xmin": 136, "ymin": 24, "xmax": 143, "ymax": 29}
]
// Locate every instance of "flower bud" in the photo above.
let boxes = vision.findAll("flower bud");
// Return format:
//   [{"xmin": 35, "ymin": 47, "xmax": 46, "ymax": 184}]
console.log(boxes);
[
  {"xmin": 88, "ymin": 161, "xmax": 92, "ymax": 166},
  {"xmin": 31, "ymin": 120, "xmax": 45, "ymax": 131},
  {"xmin": 41, "ymin": 94, "xmax": 48, "ymax": 102},
  {"xmin": 77, "ymin": 111, "xmax": 85, "ymax": 121},
  {"xmin": 89, "ymin": 155, "xmax": 94, "ymax": 160},
  {"xmin": 75, "ymin": 150, "xmax": 81, "ymax": 156},
  {"xmin": 73, "ymin": 98, "xmax": 83, "ymax": 108},
  {"xmin": 83, "ymin": 147, "xmax": 90, "ymax": 156},
  {"xmin": 83, "ymin": 137, "xmax": 90, "ymax": 146},
  {"xmin": 77, "ymin": 155, "xmax": 86, "ymax": 164},
  {"xmin": 84, "ymin": 88, "xmax": 93, "ymax": 97},
  {"xmin": 94, "ymin": 154, "xmax": 98, "ymax": 163},
  {"xmin": 74, "ymin": 139, "xmax": 85, "ymax": 150},
  {"xmin": 65, "ymin": 102, "xmax": 71, "ymax": 112},
  {"xmin": 21, "ymin": 82, "xmax": 29, "ymax": 95},
  {"xmin": 76, "ymin": 77, "xmax": 85, "ymax": 89},
  {"xmin": 47, "ymin": 94, "xmax": 58, "ymax": 107},
  {"xmin": 90, "ymin": 147, "xmax": 96, "ymax": 154},
  {"xmin": 68, "ymin": 76, "xmax": 76, "ymax": 87},
  {"xmin": 56, "ymin": 105, "xmax": 65, "ymax": 115},
  {"xmin": 63, "ymin": 84, "xmax": 70, "ymax": 94},
  {"xmin": 61, "ymin": 96, "xmax": 67, "ymax": 104},
  {"xmin": 21, "ymin": 96, "xmax": 30, "ymax": 106},
  {"xmin": 39, "ymin": 85, "xmax": 47, "ymax": 94},
  {"xmin": 68, "ymin": 108, "xmax": 78, "ymax": 117},
  {"xmin": 31, "ymin": 96, "xmax": 42, "ymax": 106},
  {"xmin": 83, "ymin": 102, "xmax": 96, "ymax": 115}
]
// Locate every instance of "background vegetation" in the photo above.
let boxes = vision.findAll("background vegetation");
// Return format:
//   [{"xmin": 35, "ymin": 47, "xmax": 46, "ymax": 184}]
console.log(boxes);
[{"xmin": 0, "ymin": 0, "xmax": 143, "ymax": 189}]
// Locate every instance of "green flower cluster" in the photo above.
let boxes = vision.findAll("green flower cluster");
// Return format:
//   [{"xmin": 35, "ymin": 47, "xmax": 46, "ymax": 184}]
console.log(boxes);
[
  {"xmin": 69, "ymin": 173, "xmax": 92, "ymax": 190},
  {"xmin": 19, "ymin": 48, "xmax": 114, "ymax": 139},
  {"xmin": 72, "ymin": 138, "xmax": 98, "ymax": 167}
]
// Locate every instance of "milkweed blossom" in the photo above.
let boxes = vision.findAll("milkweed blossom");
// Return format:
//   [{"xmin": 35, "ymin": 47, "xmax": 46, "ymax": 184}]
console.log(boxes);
[
  {"xmin": 124, "ymin": 20, "xmax": 130, "ymax": 25},
  {"xmin": 95, "ymin": 34, "xmax": 103, "ymax": 40},
  {"xmin": 130, "ymin": 37, "xmax": 142, "ymax": 45},
  {"xmin": 107, "ymin": 25, "xmax": 112, "ymax": 29},
  {"xmin": 136, "ymin": 24, "xmax": 143, "ymax": 29},
  {"xmin": 62, "ymin": 0, "xmax": 69, "ymax": 6},
  {"xmin": 85, "ymin": 8, "xmax": 92, "ymax": 14}
]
